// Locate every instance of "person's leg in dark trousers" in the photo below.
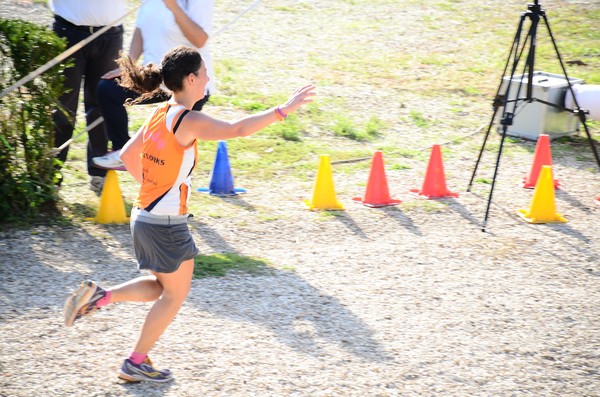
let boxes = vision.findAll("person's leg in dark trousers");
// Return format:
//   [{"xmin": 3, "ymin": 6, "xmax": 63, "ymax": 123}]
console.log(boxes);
[
  {"xmin": 96, "ymin": 78, "xmax": 142, "ymax": 152},
  {"xmin": 52, "ymin": 19, "xmax": 124, "ymax": 188},
  {"xmin": 84, "ymin": 30, "xmax": 123, "ymax": 177},
  {"xmin": 52, "ymin": 22, "xmax": 86, "ymax": 177}
]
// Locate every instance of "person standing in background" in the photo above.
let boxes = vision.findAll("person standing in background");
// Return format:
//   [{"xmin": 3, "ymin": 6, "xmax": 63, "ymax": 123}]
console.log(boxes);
[
  {"xmin": 49, "ymin": 0, "xmax": 126, "ymax": 194},
  {"xmin": 92, "ymin": 0, "xmax": 215, "ymax": 171}
]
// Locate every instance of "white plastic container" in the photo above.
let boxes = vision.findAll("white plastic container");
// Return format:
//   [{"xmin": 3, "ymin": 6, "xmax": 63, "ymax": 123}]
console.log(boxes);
[
  {"xmin": 564, "ymin": 84, "xmax": 600, "ymax": 121},
  {"xmin": 497, "ymin": 71, "xmax": 584, "ymax": 140}
]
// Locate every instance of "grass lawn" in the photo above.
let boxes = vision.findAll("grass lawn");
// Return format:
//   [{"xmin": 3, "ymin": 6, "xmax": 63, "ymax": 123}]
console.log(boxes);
[{"xmin": 56, "ymin": 0, "xmax": 599, "ymax": 225}]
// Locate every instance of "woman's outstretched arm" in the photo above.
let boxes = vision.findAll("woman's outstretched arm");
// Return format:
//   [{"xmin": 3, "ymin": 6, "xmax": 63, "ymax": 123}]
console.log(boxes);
[{"xmin": 179, "ymin": 84, "xmax": 316, "ymax": 144}]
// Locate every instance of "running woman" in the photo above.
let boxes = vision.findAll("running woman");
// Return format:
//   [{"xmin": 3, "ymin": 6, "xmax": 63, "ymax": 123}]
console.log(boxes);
[{"xmin": 64, "ymin": 45, "xmax": 316, "ymax": 383}]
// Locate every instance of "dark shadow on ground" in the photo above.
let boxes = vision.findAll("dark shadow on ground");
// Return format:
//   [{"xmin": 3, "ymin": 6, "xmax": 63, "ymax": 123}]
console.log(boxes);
[
  {"xmin": 188, "ymin": 219, "xmax": 237, "ymax": 252},
  {"xmin": 544, "ymin": 222, "xmax": 591, "ymax": 244},
  {"xmin": 445, "ymin": 198, "xmax": 482, "ymax": 227},
  {"xmin": 0, "ymin": 223, "xmax": 137, "ymax": 321},
  {"xmin": 0, "ymin": 220, "xmax": 393, "ymax": 364},
  {"xmin": 189, "ymin": 270, "xmax": 394, "ymax": 364},
  {"xmin": 212, "ymin": 194, "xmax": 258, "ymax": 212},
  {"xmin": 186, "ymin": 219, "xmax": 392, "ymax": 363},
  {"xmin": 462, "ymin": 191, "xmax": 510, "ymax": 236},
  {"xmin": 537, "ymin": 229, "xmax": 599, "ymax": 278},
  {"xmin": 556, "ymin": 189, "xmax": 595, "ymax": 215},
  {"xmin": 330, "ymin": 211, "xmax": 368, "ymax": 239},
  {"xmin": 465, "ymin": 190, "xmax": 598, "ymax": 276},
  {"xmin": 381, "ymin": 206, "xmax": 422, "ymax": 236}
]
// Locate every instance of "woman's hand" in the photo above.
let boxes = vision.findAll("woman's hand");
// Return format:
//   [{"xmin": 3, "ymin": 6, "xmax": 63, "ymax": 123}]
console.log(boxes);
[
  {"xmin": 280, "ymin": 84, "xmax": 317, "ymax": 115},
  {"xmin": 101, "ymin": 68, "xmax": 122, "ymax": 80}
]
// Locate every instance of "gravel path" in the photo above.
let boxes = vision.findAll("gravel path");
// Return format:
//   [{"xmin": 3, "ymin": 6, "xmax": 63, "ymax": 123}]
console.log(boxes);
[
  {"xmin": 1, "ymin": 1, "xmax": 599, "ymax": 396},
  {"xmin": 1, "ymin": 184, "xmax": 599, "ymax": 396}
]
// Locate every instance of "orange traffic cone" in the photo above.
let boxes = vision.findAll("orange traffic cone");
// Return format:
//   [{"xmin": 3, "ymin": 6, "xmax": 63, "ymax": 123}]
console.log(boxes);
[
  {"xmin": 353, "ymin": 151, "xmax": 401, "ymax": 207},
  {"xmin": 522, "ymin": 134, "xmax": 559, "ymax": 189},
  {"xmin": 303, "ymin": 155, "xmax": 345, "ymax": 210},
  {"xmin": 517, "ymin": 165, "xmax": 566, "ymax": 224},
  {"xmin": 93, "ymin": 170, "xmax": 128, "ymax": 224},
  {"xmin": 410, "ymin": 144, "xmax": 458, "ymax": 198},
  {"xmin": 596, "ymin": 197, "xmax": 600, "ymax": 206}
]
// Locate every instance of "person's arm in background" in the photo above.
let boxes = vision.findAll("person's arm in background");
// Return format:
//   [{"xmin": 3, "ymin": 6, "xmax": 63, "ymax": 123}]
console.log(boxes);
[
  {"xmin": 163, "ymin": 0, "xmax": 209, "ymax": 48},
  {"xmin": 128, "ymin": 28, "xmax": 144, "ymax": 63}
]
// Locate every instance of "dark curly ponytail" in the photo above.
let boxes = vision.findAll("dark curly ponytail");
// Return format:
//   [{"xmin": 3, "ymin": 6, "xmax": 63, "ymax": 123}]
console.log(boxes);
[
  {"xmin": 117, "ymin": 46, "xmax": 202, "ymax": 105},
  {"xmin": 117, "ymin": 56, "xmax": 163, "ymax": 105}
]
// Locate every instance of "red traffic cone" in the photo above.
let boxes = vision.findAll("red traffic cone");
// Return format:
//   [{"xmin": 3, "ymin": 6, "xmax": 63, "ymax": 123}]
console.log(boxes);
[
  {"xmin": 596, "ymin": 197, "xmax": 600, "ymax": 206},
  {"xmin": 521, "ymin": 134, "xmax": 559, "ymax": 189},
  {"xmin": 410, "ymin": 144, "xmax": 458, "ymax": 199},
  {"xmin": 353, "ymin": 151, "xmax": 401, "ymax": 207}
]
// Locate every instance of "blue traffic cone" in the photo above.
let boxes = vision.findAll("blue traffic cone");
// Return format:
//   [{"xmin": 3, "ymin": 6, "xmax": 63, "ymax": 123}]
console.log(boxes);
[{"xmin": 197, "ymin": 141, "xmax": 246, "ymax": 196}]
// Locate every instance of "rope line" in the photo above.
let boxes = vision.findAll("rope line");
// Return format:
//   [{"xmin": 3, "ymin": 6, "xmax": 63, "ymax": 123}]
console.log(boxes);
[
  {"xmin": 48, "ymin": 117, "xmax": 104, "ymax": 156},
  {"xmin": 213, "ymin": 0, "xmax": 263, "ymax": 37}
]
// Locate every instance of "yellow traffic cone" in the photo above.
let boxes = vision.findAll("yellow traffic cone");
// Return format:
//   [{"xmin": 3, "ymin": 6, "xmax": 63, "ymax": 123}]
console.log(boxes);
[
  {"xmin": 94, "ymin": 170, "xmax": 129, "ymax": 224},
  {"xmin": 517, "ymin": 165, "xmax": 566, "ymax": 224},
  {"xmin": 303, "ymin": 155, "xmax": 345, "ymax": 210}
]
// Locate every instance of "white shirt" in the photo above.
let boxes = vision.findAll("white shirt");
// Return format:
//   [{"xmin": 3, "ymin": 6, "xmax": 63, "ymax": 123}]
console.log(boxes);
[
  {"xmin": 49, "ymin": 0, "xmax": 127, "ymax": 26},
  {"xmin": 136, "ymin": 0, "xmax": 216, "ymax": 94}
]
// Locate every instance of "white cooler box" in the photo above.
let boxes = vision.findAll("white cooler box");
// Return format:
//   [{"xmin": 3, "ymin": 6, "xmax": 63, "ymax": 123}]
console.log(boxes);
[{"xmin": 497, "ymin": 71, "xmax": 584, "ymax": 140}]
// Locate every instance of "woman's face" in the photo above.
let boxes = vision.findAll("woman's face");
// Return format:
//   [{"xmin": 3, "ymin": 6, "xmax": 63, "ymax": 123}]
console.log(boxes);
[{"xmin": 193, "ymin": 63, "xmax": 209, "ymax": 99}]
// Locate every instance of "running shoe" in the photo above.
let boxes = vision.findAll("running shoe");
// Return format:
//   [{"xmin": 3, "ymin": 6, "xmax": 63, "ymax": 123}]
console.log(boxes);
[
  {"xmin": 92, "ymin": 150, "xmax": 126, "ymax": 171},
  {"xmin": 144, "ymin": 356, "xmax": 172, "ymax": 377},
  {"xmin": 63, "ymin": 280, "xmax": 106, "ymax": 327},
  {"xmin": 118, "ymin": 358, "xmax": 173, "ymax": 383}
]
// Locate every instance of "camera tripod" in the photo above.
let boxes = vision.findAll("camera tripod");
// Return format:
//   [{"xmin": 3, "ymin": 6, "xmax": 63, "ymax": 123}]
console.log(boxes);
[{"xmin": 467, "ymin": 0, "xmax": 600, "ymax": 231}]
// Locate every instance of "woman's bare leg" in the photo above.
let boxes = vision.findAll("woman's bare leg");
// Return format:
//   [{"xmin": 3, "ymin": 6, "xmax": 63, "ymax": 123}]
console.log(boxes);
[
  {"xmin": 108, "ymin": 275, "xmax": 163, "ymax": 303},
  {"xmin": 131, "ymin": 259, "xmax": 194, "ymax": 354}
]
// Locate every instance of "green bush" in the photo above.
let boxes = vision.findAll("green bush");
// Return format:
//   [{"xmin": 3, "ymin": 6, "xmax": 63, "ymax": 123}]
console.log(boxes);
[{"xmin": 0, "ymin": 19, "xmax": 69, "ymax": 221}]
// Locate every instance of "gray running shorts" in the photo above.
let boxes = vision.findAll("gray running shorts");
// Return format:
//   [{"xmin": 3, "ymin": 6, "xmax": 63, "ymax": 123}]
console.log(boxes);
[{"xmin": 130, "ymin": 208, "xmax": 199, "ymax": 274}]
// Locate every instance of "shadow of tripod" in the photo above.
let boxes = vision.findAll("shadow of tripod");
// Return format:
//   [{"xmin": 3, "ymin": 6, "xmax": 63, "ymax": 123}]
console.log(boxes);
[{"xmin": 467, "ymin": 0, "xmax": 600, "ymax": 232}]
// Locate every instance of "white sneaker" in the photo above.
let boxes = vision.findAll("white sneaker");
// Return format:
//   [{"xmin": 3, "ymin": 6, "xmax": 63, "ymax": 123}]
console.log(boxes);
[{"xmin": 93, "ymin": 151, "xmax": 125, "ymax": 170}]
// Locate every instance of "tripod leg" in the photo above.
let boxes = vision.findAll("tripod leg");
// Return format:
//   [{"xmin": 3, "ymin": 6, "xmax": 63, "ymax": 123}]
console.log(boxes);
[
  {"xmin": 482, "ymin": 125, "xmax": 510, "ymax": 232},
  {"xmin": 525, "ymin": 12, "xmax": 540, "ymax": 100},
  {"xmin": 579, "ymin": 114, "xmax": 600, "ymax": 169},
  {"xmin": 469, "ymin": 14, "xmax": 527, "ymax": 191},
  {"xmin": 468, "ymin": 106, "xmax": 500, "ymax": 191}
]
